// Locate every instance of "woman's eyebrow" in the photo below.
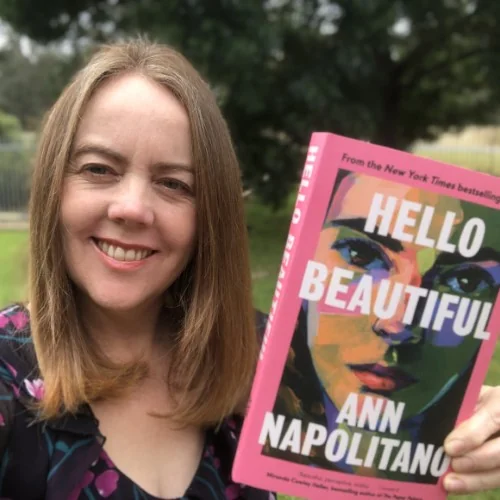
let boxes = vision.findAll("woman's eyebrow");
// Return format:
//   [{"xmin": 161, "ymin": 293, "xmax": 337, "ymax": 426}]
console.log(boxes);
[
  {"xmin": 327, "ymin": 217, "xmax": 404, "ymax": 253},
  {"xmin": 151, "ymin": 163, "xmax": 193, "ymax": 175},
  {"xmin": 71, "ymin": 143, "xmax": 192, "ymax": 173},
  {"xmin": 434, "ymin": 247, "xmax": 500, "ymax": 267},
  {"xmin": 71, "ymin": 143, "xmax": 127, "ymax": 164}
]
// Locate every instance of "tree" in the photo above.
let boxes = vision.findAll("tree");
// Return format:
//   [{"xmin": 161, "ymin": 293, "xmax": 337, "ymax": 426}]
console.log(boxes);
[
  {"xmin": 1, "ymin": 0, "xmax": 500, "ymax": 206},
  {"xmin": 0, "ymin": 109, "xmax": 21, "ymax": 140},
  {"xmin": 0, "ymin": 32, "xmax": 82, "ymax": 129}
]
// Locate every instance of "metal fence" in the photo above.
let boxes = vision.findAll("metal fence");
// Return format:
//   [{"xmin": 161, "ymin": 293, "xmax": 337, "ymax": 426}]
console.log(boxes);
[{"xmin": 0, "ymin": 142, "xmax": 32, "ymax": 227}]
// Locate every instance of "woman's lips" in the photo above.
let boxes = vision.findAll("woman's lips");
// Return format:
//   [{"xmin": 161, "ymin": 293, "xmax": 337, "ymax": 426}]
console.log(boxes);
[{"xmin": 347, "ymin": 363, "xmax": 417, "ymax": 394}]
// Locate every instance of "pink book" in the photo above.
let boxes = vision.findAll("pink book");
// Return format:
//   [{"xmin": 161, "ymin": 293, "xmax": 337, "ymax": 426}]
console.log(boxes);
[{"xmin": 233, "ymin": 132, "xmax": 500, "ymax": 499}]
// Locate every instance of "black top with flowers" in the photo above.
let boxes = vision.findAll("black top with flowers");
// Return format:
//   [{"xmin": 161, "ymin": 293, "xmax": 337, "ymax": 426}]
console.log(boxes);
[{"xmin": 0, "ymin": 304, "xmax": 274, "ymax": 500}]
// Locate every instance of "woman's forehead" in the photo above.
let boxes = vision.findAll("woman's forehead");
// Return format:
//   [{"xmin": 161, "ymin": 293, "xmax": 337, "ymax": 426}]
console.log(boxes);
[{"xmin": 72, "ymin": 73, "xmax": 192, "ymax": 167}]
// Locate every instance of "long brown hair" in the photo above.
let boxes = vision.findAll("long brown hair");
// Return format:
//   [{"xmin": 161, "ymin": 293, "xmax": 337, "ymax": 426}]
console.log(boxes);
[{"xmin": 29, "ymin": 38, "xmax": 258, "ymax": 426}]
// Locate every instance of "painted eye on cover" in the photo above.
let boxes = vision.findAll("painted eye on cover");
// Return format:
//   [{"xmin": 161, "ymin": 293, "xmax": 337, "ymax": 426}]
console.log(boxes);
[
  {"xmin": 440, "ymin": 265, "xmax": 496, "ymax": 295},
  {"xmin": 332, "ymin": 238, "xmax": 391, "ymax": 271}
]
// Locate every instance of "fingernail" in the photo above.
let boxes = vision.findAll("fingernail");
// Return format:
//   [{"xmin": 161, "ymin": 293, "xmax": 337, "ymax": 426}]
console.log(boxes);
[
  {"xmin": 444, "ymin": 475, "xmax": 466, "ymax": 493},
  {"xmin": 452, "ymin": 456, "xmax": 474, "ymax": 473},
  {"xmin": 445, "ymin": 438, "xmax": 466, "ymax": 455}
]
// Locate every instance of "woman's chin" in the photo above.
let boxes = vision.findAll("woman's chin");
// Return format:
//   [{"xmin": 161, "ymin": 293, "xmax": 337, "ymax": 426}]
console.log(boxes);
[{"xmin": 84, "ymin": 292, "xmax": 158, "ymax": 315}]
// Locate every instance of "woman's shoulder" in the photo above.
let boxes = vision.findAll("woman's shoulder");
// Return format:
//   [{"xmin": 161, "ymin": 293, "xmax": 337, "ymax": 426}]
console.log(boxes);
[
  {"xmin": 0, "ymin": 303, "xmax": 30, "ymax": 334},
  {"xmin": 0, "ymin": 304, "xmax": 41, "ymax": 401},
  {"xmin": 0, "ymin": 303, "xmax": 34, "ymax": 366},
  {"xmin": 0, "ymin": 304, "xmax": 34, "ymax": 450}
]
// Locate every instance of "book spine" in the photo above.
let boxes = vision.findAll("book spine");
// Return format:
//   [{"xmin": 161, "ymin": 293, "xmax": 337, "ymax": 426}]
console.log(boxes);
[{"xmin": 247, "ymin": 132, "xmax": 329, "ymax": 410}]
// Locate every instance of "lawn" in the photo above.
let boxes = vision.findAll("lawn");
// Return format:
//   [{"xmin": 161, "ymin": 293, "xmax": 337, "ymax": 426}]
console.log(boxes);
[{"xmin": 0, "ymin": 230, "xmax": 28, "ymax": 307}]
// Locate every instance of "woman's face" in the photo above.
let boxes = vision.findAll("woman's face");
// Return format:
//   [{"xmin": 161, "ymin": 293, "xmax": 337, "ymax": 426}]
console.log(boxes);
[
  {"xmin": 60, "ymin": 73, "xmax": 196, "ymax": 316},
  {"xmin": 308, "ymin": 173, "xmax": 500, "ymax": 421}
]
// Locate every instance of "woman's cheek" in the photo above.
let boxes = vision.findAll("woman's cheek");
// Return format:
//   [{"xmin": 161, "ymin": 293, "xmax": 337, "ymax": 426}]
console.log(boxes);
[
  {"xmin": 315, "ymin": 228, "xmax": 341, "ymax": 267},
  {"xmin": 316, "ymin": 315, "xmax": 387, "ymax": 362}
]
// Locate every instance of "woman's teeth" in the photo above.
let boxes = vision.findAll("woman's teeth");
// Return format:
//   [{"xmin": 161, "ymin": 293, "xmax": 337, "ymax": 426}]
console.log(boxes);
[{"xmin": 96, "ymin": 240, "xmax": 153, "ymax": 261}]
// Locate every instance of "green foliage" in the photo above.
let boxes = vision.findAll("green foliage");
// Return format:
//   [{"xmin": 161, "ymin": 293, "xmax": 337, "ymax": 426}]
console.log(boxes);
[
  {"xmin": 0, "ymin": 110, "xmax": 22, "ymax": 141},
  {"xmin": 0, "ymin": 34, "xmax": 82, "ymax": 129},
  {"xmin": 0, "ymin": 0, "xmax": 109, "ymax": 41},
  {"xmin": 2, "ymin": 0, "xmax": 500, "ymax": 207}
]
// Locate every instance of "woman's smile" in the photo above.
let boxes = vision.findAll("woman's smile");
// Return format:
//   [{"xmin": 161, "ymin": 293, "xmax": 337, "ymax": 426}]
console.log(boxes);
[{"xmin": 92, "ymin": 237, "xmax": 158, "ymax": 270}]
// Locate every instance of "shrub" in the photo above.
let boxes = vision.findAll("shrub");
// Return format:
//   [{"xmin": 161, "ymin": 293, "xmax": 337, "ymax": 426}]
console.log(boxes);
[{"xmin": 0, "ymin": 110, "xmax": 22, "ymax": 141}]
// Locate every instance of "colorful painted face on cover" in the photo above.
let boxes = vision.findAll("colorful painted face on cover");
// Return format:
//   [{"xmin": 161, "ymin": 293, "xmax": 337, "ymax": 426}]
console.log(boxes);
[{"xmin": 307, "ymin": 172, "xmax": 500, "ymax": 421}]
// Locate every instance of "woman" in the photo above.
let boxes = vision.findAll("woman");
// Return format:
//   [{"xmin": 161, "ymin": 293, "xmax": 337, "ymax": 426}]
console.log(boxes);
[
  {"xmin": 0, "ymin": 39, "xmax": 267, "ymax": 499},
  {"xmin": 0, "ymin": 38, "xmax": 497, "ymax": 499}
]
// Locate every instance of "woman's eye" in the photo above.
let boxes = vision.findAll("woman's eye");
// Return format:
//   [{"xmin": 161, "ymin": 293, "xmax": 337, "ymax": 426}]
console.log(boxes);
[
  {"xmin": 158, "ymin": 178, "xmax": 191, "ymax": 193},
  {"xmin": 83, "ymin": 164, "xmax": 112, "ymax": 176},
  {"xmin": 441, "ymin": 266, "xmax": 494, "ymax": 295},
  {"xmin": 332, "ymin": 238, "xmax": 391, "ymax": 271}
]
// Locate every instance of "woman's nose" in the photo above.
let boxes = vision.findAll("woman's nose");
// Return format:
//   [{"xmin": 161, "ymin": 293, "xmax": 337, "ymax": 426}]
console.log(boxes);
[
  {"xmin": 372, "ymin": 265, "xmax": 424, "ymax": 345},
  {"xmin": 107, "ymin": 176, "xmax": 154, "ymax": 226},
  {"xmin": 372, "ymin": 316, "xmax": 422, "ymax": 345}
]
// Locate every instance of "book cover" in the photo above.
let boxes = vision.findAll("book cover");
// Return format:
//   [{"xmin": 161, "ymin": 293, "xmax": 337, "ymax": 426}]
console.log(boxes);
[{"xmin": 233, "ymin": 132, "xmax": 500, "ymax": 499}]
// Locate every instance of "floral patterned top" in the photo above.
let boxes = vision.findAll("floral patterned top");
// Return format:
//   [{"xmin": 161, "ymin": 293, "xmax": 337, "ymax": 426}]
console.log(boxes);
[{"xmin": 0, "ymin": 304, "xmax": 274, "ymax": 500}]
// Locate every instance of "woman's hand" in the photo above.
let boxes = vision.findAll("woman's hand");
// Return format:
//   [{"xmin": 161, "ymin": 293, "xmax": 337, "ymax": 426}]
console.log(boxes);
[{"xmin": 444, "ymin": 385, "xmax": 500, "ymax": 494}]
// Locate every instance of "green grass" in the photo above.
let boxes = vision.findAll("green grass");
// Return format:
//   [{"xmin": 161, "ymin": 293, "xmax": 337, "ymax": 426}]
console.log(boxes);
[
  {"xmin": 0, "ymin": 230, "xmax": 28, "ymax": 307},
  {"xmin": 246, "ymin": 198, "xmax": 294, "ymax": 313}
]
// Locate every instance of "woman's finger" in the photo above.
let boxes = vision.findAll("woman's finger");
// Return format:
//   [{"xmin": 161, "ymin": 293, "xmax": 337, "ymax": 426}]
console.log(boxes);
[
  {"xmin": 479, "ymin": 385, "xmax": 493, "ymax": 401},
  {"xmin": 444, "ymin": 468, "xmax": 500, "ymax": 494},
  {"xmin": 445, "ymin": 389, "xmax": 500, "ymax": 456},
  {"xmin": 451, "ymin": 436, "xmax": 500, "ymax": 473}
]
